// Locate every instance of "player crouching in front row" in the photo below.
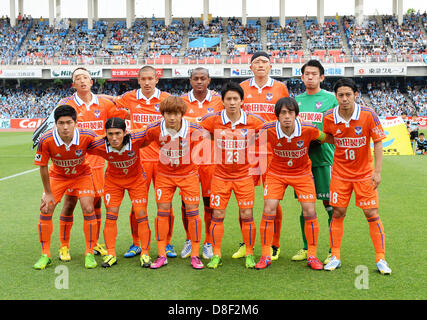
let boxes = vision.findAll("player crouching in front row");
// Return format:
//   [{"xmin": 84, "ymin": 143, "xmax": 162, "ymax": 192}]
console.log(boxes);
[{"xmin": 255, "ymin": 97, "xmax": 333, "ymax": 271}]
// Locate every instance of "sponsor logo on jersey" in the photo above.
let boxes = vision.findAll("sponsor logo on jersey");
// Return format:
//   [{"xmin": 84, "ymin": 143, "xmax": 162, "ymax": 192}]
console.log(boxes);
[
  {"xmin": 110, "ymin": 157, "xmax": 138, "ymax": 169},
  {"xmin": 334, "ymin": 136, "xmax": 367, "ymax": 148},
  {"xmin": 244, "ymin": 103, "xmax": 275, "ymax": 114},
  {"xmin": 216, "ymin": 139, "xmax": 248, "ymax": 150},
  {"xmin": 77, "ymin": 120, "xmax": 104, "ymax": 131},
  {"xmin": 273, "ymin": 147, "xmax": 307, "ymax": 158},
  {"xmin": 298, "ymin": 112, "xmax": 323, "ymax": 123},
  {"xmin": 52, "ymin": 157, "xmax": 84, "ymax": 167},
  {"xmin": 133, "ymin": 114, "xmax": 163, "ymax": 124}
]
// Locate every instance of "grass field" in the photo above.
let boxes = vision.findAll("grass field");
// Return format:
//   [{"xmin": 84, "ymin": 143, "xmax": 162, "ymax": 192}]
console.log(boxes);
[{"xmin": 0, "ymin": 131, "xmax": 426, "ymax": 301}]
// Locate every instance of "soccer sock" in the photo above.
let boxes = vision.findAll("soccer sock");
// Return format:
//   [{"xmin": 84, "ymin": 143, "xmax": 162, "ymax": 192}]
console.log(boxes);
[
  {"xmin": 304, "ymin": 216, "xmax": 319, "ymax": 258},
  {"xmin": 367, "ymin": 215, "xmax": 386, "ymax": 262},
  {"xmin": 129, "ymin": 206, "xmax": 140, "ymax": 246},
  {"xmin": 166, "ymin": 208, "xmax": 175, "ymax": 245},
  {"xmin": 186, "ymin": 208, "xmax": 202, "ymax": 257},
  {"xmin": 260, "ymin": 212, "xmax": 276, "ymax": 257},
  {"xmin": 83, "ymin": 212, "xmax": 97, "ymax": 255},
  {"xmin": 136, "ymin": 213, "xmax": 151, "ymax": 256},
  {"xmin": 325, "ymin": 205, "xmax": 333, "ymax": 253},
  {"xmin": 104, "ymin": 211, "xmax": 118, "ymax": 256},
  {"xmin": 272, "ymin": 205, "xmax": 283, "ymax": 248},
  {"xmin": 204, "ymin": 206, "xmax": 213, "ymax": 244},
  {"xmin": 329, "ymin": 216, "xmax": 345, "ymax": 260},
  {"xmin": 299, "ymin": 212, "xmax": 308, "ymax": 250},
  {"xmin": 182, "ymin": 204, "xmax": 191, "ymax": 240},
  {"xmin": 94, "ymin": 205, "xmax": 102, "ymax": 243},
  {"xmin": 210, "ymin": 216, "xmax": 224, "ymax": 256},
  {"xmin": 155, "ymin": 210, "xmax": 170, "ymax": 257},
  {"xmin": 59, "ymin": 214, "xmax": 73, "ymax": 248},
  {"xmin": 38, "ymin": 212, "xmax": 53, "ymax": 257},
  {"xmin": 241, "ymin": 217, "xmax": 256, "ymax": 256}
]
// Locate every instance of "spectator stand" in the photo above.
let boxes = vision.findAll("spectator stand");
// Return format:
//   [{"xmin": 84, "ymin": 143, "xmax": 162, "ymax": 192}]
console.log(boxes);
[{"xmin": 226, "ymin": 18, "xmax": 262, "ymax": 64}]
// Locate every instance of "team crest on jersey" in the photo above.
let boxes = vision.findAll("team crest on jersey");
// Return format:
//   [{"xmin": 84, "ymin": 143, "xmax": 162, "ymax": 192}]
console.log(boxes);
[
  {"xmin": 94, "ymin": 110, "xmax": 101, "ymax": 118},
  {"xmin": 207, "ymin": 108, "xmax": 214, "ymax": 113},
  {"xmin": 154, "ymin": 104, "xmax": 160, "ymax": 112},
  {"xmin": 266, "ymin": 93, "xmax": 273, "ymax": 102},
  {"xmin": 128, "ymin": 151, "xmax": 135, "ymax": 158},
  {"xmin": 75, "ymin": 149, "xmax": 83, "ymax": 157},
  {"xmin": 240, "ymin": 129, "xmax": 248, "ymax": 137},
  {"xmin": 355, "ymin": 126, "xmax": 362, "ymax": 135},
  {"xmin": 316, "ymin": 102, "xmax": 322, "ymax": 109},
  {"xmin": 180, "ymin": 140, "xmax": 187, "ymax": 147},
  {"xmin": 296, "ymin": 140, "xmax": 304, "ymax": 148}
]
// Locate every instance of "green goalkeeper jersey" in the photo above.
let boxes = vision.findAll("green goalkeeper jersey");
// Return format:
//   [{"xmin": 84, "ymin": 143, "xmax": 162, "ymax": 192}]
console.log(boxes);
[{"xmin": 295, "ymin": 89, "xmax": 338, "ymax": 167}]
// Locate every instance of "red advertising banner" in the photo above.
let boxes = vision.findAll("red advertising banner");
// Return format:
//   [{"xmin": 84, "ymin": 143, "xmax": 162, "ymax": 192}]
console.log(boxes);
[
  {"xmin": 111, "ymin": 68, "xmax": 163, "ymax": 78},
  {"xmin": 10, "ymin": 118, "xmax": 46, "ymax": 129},
  {"xmin": 386, "ymin": 116, "xmax": 427, "ymax": 128}
]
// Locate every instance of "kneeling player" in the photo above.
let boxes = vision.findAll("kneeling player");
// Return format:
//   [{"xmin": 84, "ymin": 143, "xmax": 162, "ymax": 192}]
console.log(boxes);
[
  {"xmin": 88, "ymin": 118, "xmax": 151, "ymax": 268},
  {"xmin": 200, "ymin": 82, "xmax": 264, "ymax": 269},
  {"xmin": 142, "ymin": 96, "xmax": 206, "ymax": 269},
  {"xmin": 33, "ymin": 105, "xmax": 98, "ymax": 270},
  {"xmin": 255, "ymin": 97, "xmax": 333, "ymax": 270}
]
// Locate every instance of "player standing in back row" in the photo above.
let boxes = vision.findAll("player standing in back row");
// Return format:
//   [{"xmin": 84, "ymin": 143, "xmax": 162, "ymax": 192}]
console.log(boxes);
[
  {"xmin": 292, "ymin": 60, "xmax": 338, "ymax": 264},
  {"xmin": 237, "ymin": 51, "xmax": 290, "ymax": 261}
]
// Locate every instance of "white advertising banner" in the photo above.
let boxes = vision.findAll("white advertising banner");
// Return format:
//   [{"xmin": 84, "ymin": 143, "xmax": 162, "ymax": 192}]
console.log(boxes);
[
  {"xmin": 354, "ymin": 65, "xmax": 407, "ymax": 76},
  {"xmin": 292, "ymin": 66, "xmax": 345, "ymax": 77},
  {"xmin": 50, "ymin": 68, "xmax": 103, "ymax": 78},
  {"xmin": 173, "ymin": 67, "xmax": 224, "ymax": 78},
  {"xmin": 0, "ymin": 69, "xmax": 42, "ymax": 78},
  {"xmin": 230, "ymin": 68, "xmax": 282, "ymax": 77}
]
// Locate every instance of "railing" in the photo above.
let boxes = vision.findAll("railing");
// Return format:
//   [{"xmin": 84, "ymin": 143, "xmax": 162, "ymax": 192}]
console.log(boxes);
[{"xmin": 0, "ymin": 54, "xmax": 426, "ymax": 66}]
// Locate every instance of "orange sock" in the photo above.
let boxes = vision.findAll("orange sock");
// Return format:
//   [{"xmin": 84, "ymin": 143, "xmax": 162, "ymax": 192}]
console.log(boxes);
[
  {"xmin": 304, "ymin": 216, "xmax": 319, "ymax": 258},
  {"xmin": 104, "ymin": 212, "xmax": 118, "ymax": 256},
  {"xmin": 166, "ymin": 208, "xmax": 174, "ymax": 245},
  {"xmin": 182, "ymin": 205, "xmax": 191, "ymax": 240},
  {"xmin": 94, "ymin": 206, "xmax": 102, "ymax": 243},
  {"xmin": 38, "ymin": 212, "xmax": 53, "ymax": 256},
  {"xmin": 241, "ymin": 217, "xmax": 256, "ymax": 256},
  {"xmin": 136, "ymin": 213, "xmax": 151, "ymax": 255},
  {"xmin": 83, "ymin": 212, "xmax": 97, "ymax": 255},
  {"xmin": 204, "ymin": 206, "xmax": 213, "ymax": 244},
  {"xmin": 129, "ymin": 207, "xmax": 140, "ymax": 246},
  {"xmin": 272, "ymin": 205, "xmax": 283, "ymax": 248},
  {"xmin": 329, "ymin": 216, "xmax": 345, "ymax": 260},
  {"xmin": 59, "ymin": 214, "xmax": 73, "ymax": 248},
  {"xmin": 367, "ymin": 215, "xmax": 386, "ymax": 262},
  {"xmin": 260, "ymin": 212, "xmax": 276, "ymax": 257},
  {"xmin": 210, "ymin": 216, "xmax": 224, "ymax": 256},
  {"xmin": 155, "ymin": 210, "xmax": 170, "ymax": 257},
  {"xmin": 186, "ymin": 208, "xmax": 202, "ymax": 257}
]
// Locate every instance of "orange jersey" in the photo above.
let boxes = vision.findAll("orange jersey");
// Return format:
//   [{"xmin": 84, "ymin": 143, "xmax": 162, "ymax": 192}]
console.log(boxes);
[
  {"xmin": 200, "ymin": 110, "xmax": 265, "ymax": 180},
  {"xmin": 115, "ymin": 88, "xmax": 170, "ymax": 162},
  {"xmin": 323, "ymin": 104, "xmax": 386, "ymax": 181},
  {"xmin": 143, "ymin": 119, "xmax": 205, "ymax": 177},
  {"xmin": 240, "ymin": 77, "xmax": 289, "ymax": 122},
  {"xmin": 260, "ymin": 119, "xmax": 321, "ymax": 177},
  {"xmin": 182, "ymin": 89, "xmax": 224, "ymax": 165},
  {"xmin": 58, "ymin": 93, "xmax": 128, "ymax": 169},
  {"xmin": 35, "ymin": 128, "xmax": 97, "ymax": 180},
  {"xmin": 87, "ymin": 129, "xmax": 147, "ymax": 179}
]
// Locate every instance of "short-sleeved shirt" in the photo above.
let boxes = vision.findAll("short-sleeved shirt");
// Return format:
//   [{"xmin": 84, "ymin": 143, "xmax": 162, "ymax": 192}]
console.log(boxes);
[
  {"xmin": 58, "ymin": 93, "xmax": 128, "ymax": 169},
  {"xmin": 115, "ymin": 88, "xmax": 170, "ymax": 162},
  {"xmin": 323, "ymin": 104, "xmax": 387, "ymax": 181},
  {"xmin": 200, "ymin": 110, "xmax": 265, "ymax": 181},
  {"xmin": 87, "ymin": 129, "xmax": 147, "ymax": 179},
  {"xmin": 260, "ymin": 119, "xmax": 321, "ymax": 177},
  {"xmin": 35, "ymin": 128, "xmax": 97, "ymax": 180},
  {"xmin": 143, "ymin": 119, "xmax": 205, "ymax": 177},
  {"xmin": 296, "ymin": 89, "xmax": 338, "ymax": 167},
  {"xmin": 240, "ymin": 77, "xmax": 289, "ymax": 122}
]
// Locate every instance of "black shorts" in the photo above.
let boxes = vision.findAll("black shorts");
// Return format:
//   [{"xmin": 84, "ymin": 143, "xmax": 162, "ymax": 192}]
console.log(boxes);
[{"xmin": 410, "ymin": 131, "xmax": 419, "ymax": 140}]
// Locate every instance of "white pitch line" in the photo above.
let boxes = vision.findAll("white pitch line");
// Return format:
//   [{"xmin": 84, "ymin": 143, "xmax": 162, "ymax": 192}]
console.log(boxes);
[{"xmin": 0, "ymin": 168, "xmax": 38, "ymax": 182}]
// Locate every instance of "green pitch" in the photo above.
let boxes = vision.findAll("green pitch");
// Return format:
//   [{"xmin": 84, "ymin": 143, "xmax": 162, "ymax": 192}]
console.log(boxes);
[{"xmin": 0, "ymin": 132, "xmax": 425, "ymax": 300}]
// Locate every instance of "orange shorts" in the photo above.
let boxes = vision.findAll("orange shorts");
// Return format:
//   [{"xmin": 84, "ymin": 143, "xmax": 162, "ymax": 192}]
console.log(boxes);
[
  {"xmin": 50, "ymin": 174, "xmax": 94, "ymax": 204},
  {"xmin": 155, "ymin": 173, "xmax": 200, "ymax": 205},
  {"xmin": 103, "ymin": 173, "xmax": 148, "ymax": 209},
  {"xmin": 263, "ymin": 173, "xmax": 316, "ymax": 202},
  {"xmin": 198, "ymin": 164, "xmax": 215, "ymax": 197},
  {"xmin": 210, "ymin": 176, "xmax": 255, "ymax": 210},
  {"xmin": 143, "ymin": 160, "xmax": 158, "ymax": 190},
  {"xmin": 329, "ymin": 176, "xmax": 379, "ymax": 209},
  {"xmin": 65, "ymin": 166, "xmax": 104, "ymax": 198}
]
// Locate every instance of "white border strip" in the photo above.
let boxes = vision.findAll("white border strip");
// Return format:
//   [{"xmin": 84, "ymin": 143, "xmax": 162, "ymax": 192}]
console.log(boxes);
[{"xmin": 0, "ymin": 168, "xmax": 38, "ymax": 182}]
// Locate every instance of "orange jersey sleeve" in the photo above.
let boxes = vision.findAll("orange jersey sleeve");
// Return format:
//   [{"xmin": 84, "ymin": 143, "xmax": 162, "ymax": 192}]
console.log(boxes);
[
  {"xmin": 241, "ymin": 77, "xmax": 289, "ymax": 122},
  {"xmin": 323, "ymin": 105, "xmax": 386, "ymax": 181},
  {"xmin": 35, "ymin": 128, "xmax": 96, "ymax": 180}
]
